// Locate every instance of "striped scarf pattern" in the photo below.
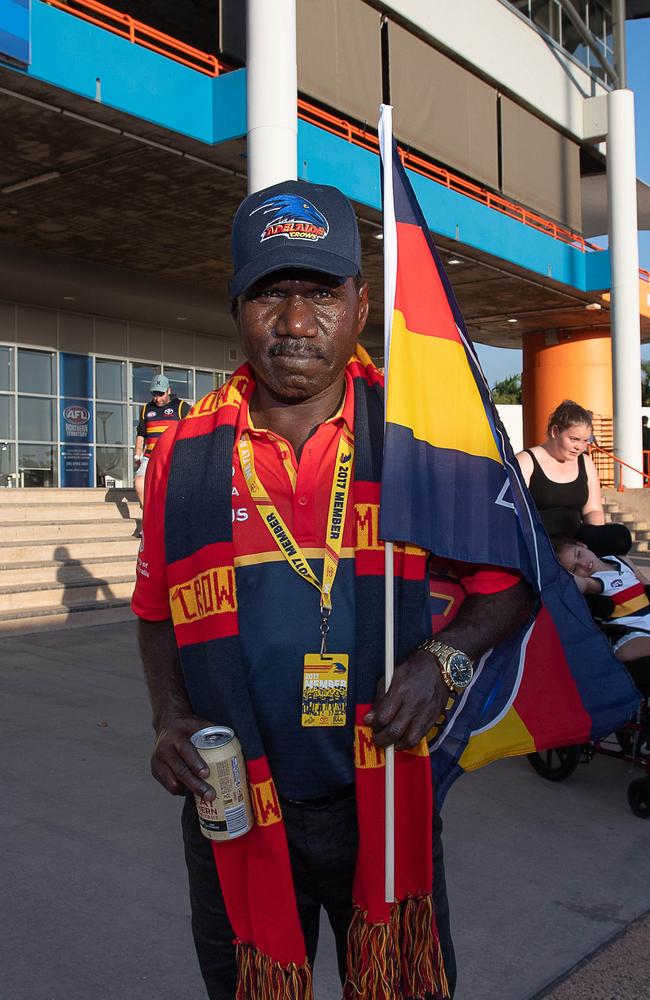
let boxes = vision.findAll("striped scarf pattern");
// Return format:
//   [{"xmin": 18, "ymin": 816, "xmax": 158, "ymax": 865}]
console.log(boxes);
[{"xmin": 162, "ymin": 351, "xmax": 448, "ymax": 999}]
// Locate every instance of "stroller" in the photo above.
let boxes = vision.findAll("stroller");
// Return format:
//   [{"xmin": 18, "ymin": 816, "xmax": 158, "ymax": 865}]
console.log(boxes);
[
  {"xmin": 528, "ymin": 524, "xmax": 650, "ymax": 818},
  {"xmin": 527, "ymin": 665, "xmax": 650, "ymax": 818}
]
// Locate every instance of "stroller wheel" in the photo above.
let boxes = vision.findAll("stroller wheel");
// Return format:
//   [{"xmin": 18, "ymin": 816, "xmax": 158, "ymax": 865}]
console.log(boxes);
[
  {"xmin": 627, "ymin": 778, "xmax": 650, "ymax": 819},
  {"xmin": 527, "ymin": 745, "xmax": 582, "ymax": 781}
]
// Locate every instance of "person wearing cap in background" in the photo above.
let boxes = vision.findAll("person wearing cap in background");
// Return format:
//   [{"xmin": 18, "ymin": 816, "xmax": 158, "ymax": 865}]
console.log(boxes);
[
  {"xmin": 133, "ymin": 374, "xmax": 189, "ymax": 507},
  {"xmin": 132, "ymin": 180, "xmax": 531, "ymax": 999}
]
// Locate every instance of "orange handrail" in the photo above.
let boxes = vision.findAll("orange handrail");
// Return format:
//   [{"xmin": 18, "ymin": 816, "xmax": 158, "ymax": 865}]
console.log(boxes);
[
  {"xmin": 41, "ymin": 0, "xmax": 648, "ymax": 273},
  {"xmin": 590, "ymin": 442, "xmax": 650, "ymax": 491},
  {"xmin": 44, "ymin": 0, "xmax": 222, "ymax": 76}
]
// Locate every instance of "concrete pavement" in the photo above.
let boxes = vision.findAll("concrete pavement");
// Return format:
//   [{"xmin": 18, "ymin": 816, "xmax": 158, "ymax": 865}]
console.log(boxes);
[{"xmin": 2, "ymin": 621, "xmax": 649, "ymax": 1000}]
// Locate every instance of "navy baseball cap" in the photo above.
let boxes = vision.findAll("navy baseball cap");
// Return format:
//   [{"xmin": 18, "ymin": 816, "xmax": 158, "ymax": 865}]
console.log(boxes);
[{"xmin": 230, "ymin": 179, "xmax": 362, "ymax": 298}]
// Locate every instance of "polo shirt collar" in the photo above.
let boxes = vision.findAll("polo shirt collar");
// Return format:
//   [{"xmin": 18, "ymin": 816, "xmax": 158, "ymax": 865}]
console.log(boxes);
[{"xmin": 234, "ymin": 360, "xmax": 355, "ymax": 444}]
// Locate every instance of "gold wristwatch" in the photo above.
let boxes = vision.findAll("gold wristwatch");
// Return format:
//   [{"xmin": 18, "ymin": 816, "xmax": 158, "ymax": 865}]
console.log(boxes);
[{"xmin": 419, "ymin": 638, "xmax": 474, "ymax": 693}]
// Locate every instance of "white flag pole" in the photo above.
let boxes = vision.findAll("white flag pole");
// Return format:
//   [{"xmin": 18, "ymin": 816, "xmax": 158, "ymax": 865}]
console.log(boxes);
[{"xmin": 378, "ymin": 103, "xmax": 397, "ymax": 905}]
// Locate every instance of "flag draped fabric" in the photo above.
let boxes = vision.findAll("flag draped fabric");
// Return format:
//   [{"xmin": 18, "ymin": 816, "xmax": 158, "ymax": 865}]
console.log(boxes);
[{"xmin": 378, "ymin": 109, "xmax": 640, "ymax": 802}]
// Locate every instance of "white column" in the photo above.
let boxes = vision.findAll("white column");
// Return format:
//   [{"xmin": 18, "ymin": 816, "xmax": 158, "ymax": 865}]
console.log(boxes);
[
  {"xmin": 607, "ymin": 88, "xmax": 643, "ymax": 488},
  {"xmin": 246, "ymin": 0, "xmax": 297, "ymax": 194}
]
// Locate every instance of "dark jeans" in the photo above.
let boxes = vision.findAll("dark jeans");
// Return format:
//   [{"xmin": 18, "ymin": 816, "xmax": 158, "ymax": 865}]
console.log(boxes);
[{"xmin": 181, "ymin": 789, "xmax": 457, "ymax": 999}]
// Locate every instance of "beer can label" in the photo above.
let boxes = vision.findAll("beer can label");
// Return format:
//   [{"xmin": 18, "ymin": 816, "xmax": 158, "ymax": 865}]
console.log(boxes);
[{"xmin": 191, "ymin": 727, "xmax": 254, "ymax": 842}]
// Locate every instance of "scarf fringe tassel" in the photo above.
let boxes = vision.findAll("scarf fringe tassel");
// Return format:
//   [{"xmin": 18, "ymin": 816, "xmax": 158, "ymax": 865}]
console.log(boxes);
[
  {"xmin": 343, "ymin": 895, "xmax": 449, "ymax": 1000},
  {"xmin": 235, "ymin": 940, "xmax": 314, "ymax": 1000}
]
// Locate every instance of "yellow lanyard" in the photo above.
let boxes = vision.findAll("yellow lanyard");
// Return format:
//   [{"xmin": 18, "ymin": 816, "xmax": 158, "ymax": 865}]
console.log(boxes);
[{"xmin": 237, "ymin": 429, "xmax": 354, "ymax": 649}]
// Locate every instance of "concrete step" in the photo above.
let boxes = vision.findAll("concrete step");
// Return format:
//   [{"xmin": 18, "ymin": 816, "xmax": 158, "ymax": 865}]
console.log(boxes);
[
  {"xmin": 0, "ymin": 599, "xmax": 135, "ymax": 636},
  {"xmin": 0, "ymin": 575, "xmax": 135, "ymax": 612},
  {"xmin": 0, "ymin": 488, "xmax": 137, "ymax": 504},
  {"xmin": 0, "ymin": 536, "xmax": 140, "ymax": 565},
  {"xmin": 607, "ymin": 511, "xmax": 636, "ymax": 523},
  {"xmin": 631, "ymin": 540, "xmax": 650, "ymax": 553},
  {"xmin": 0, "ymin": 554, "xmax": 136, "ymax": 587},
  {"xmin": 0, "ymin": 502, "xmax": 141, "ymax": 523},
  {"xmin": 632, "ymin": 530, "xmax": 650, "ymax": 541},
  {"xmin": 0, "ymin": 519, "xmax": 140, "ymax": 542}
]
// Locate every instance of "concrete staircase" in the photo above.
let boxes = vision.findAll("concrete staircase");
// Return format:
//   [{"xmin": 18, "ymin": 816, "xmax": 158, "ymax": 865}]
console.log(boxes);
[
  {"xmin": 0, "ymin": 488, "xmax": 141, "ymax": 635},
  {"xmin": 602, "ymin": 490, "xmax": 650, "ymax": 554}
]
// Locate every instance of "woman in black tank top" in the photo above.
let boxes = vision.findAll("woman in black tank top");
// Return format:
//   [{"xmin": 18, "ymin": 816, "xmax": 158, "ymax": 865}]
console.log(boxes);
[{"xmin": 516, "ymin": 400, "xmax": 631, "ymax": 556}]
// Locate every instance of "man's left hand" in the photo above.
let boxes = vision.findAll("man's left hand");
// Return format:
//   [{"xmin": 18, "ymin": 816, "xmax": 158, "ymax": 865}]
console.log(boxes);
[{"xmin": 364, "ymin": 649, "xmax": 448, "ymax": 750}]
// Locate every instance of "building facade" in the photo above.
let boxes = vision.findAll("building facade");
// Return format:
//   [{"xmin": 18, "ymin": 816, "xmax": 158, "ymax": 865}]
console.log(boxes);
[{"xmin": 0, "ymin": 0, "xmax": 647, "ymax": 485}]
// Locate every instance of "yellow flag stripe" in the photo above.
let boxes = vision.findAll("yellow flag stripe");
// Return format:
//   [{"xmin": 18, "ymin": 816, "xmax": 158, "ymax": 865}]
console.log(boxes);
[
  {"xmin": 459, "ymin": 707, "xmax": 536, "ymax": 771},
  {"xmin": 387, "ymin": 310, "xmax": 502, "ymax": 464}
]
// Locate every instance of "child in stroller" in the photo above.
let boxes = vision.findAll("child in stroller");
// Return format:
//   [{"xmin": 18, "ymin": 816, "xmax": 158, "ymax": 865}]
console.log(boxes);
[
  {"xmin": 553, "ymin": 537, "xmax": 650, "ymax": 691},
  {"xmin": 525, "ymin": 536, "xmax": 650, "ymax": 817}
]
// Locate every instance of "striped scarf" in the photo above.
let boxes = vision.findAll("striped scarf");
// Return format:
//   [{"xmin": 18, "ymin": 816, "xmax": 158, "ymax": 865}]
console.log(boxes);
[{"xmin": 163, "ymin": 350, "xmax": 448, "ymax": 999}]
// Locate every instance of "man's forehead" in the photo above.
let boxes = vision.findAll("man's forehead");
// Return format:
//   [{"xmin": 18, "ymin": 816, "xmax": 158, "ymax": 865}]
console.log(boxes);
[{"xmin": 240, "ymin": 269, "xmax": 352, "ymax": 296}]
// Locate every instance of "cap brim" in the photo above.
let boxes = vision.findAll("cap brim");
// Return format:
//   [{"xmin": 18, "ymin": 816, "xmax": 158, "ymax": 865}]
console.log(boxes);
[{"xmin": 230, "ymin": 246, "xmax": 359, "ymax": 298}]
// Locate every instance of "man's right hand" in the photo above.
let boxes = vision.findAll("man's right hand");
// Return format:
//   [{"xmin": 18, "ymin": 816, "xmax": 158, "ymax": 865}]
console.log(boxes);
[{"xmin": 151, "ymin": 712, "xmax": 217, "ymax": 801}]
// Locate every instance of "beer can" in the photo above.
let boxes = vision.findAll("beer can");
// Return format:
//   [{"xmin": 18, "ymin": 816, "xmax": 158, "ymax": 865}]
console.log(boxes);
[{"xmin": 191, "ymin": 726, "xmax": 254, "ymax": 841}]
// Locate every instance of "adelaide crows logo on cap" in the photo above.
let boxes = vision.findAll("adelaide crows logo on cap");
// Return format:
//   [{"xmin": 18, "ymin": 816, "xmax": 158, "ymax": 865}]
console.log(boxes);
[{"xmin": 251, "ymin": 193, "xmax": 329, "ymax": 243}]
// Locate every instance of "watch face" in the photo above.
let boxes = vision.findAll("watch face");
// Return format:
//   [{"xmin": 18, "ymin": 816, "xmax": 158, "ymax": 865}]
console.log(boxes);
[{"xmin": 448, "ymin": 652, "xmax": 473, "ymax": 689}]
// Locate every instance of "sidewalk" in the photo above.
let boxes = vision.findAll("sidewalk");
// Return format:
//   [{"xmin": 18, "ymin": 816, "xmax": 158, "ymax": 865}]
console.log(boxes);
[{"xmin": 2, "ymin": 621, "xmax": 649, "ymax": 1000}]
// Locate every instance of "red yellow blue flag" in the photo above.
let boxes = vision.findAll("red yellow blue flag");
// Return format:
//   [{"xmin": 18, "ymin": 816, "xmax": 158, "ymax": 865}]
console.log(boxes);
[{"xmin": 377, "ymin": 106, "xmax": 640, "ymax": 800}]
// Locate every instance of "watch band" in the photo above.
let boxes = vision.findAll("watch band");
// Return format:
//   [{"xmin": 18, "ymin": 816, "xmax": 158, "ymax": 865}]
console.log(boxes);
[{"xmin": 418, "ymin": 637, "xmax": 471, "ymax": 692}]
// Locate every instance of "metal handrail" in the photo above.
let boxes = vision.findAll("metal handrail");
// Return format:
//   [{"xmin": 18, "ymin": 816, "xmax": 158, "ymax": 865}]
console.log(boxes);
[
  {"xmin": 44, "ymin": 0, "xmax": 222, "ymax": 75},
  {"xmin": 41, "ymin": 0, "xmax": 649, "ymax": 273},
  {"xmin": 590, "ymin": 441, "xmax": 650, "ymax": 491}
]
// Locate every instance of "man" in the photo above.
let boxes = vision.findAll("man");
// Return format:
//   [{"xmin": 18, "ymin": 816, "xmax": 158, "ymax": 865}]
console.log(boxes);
[
  {"xmin": 132, "ymin": 180, "xmax": 532, "ymax": 999},
  {"xmin": 133, "ymin": 374, "xmax": 189, "ymax": 507}
]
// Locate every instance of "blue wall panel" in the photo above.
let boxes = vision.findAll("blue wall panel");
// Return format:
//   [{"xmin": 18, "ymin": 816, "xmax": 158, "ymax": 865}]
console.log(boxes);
[{"xmin": 0, "ymin": 0, "xmax": 30, "ymax": 65}]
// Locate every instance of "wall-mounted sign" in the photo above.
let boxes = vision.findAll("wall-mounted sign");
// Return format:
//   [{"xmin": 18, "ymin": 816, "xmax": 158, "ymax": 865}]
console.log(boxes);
[
  {"xmin": 60, "ymin": 398, "xmax": 94, "ymax": 487},
  {"xmin": 0, "ymin": 0, "xmax": 30, "ymax": 67}
]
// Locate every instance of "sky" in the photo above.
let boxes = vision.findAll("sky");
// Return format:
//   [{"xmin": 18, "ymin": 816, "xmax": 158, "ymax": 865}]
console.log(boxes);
[{"xmin": 476, "ymin": 17, "xmax": 650, "ymax": 388}]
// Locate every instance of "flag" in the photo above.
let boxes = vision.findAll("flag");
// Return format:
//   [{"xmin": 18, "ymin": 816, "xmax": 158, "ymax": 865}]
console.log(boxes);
[{"xmin": 378, "ymin": 106, "xmax": 640, "ymax": 802}]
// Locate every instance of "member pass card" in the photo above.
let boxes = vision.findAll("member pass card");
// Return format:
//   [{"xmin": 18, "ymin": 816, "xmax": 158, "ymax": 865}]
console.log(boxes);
[{"xmin": 301, "ymin": 654, "xmax": 349, "ymax": 727}]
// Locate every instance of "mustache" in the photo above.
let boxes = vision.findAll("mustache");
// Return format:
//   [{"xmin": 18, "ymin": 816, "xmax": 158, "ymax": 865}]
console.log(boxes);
[{"xmin": 268, "ymin": 339, "xmax": 324, "ymax": 358}]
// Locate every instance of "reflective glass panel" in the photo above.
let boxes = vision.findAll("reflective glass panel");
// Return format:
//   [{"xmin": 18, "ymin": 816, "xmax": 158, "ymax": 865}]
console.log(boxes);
[
  {"xmin": 0, "ymin": 442, "xmax": 15, "ymax": 487},
  {"xmin": 96, "ymin": 358, "xmax": 126, "ymax": 401},
  {"xmin": 19, "ymin": 443, "xmax": 57, "ymax": 487},
  {"xmin": 96, "ymin": 447, "xmax": 129, "ymax": 488},
  {"xmin": 0, "ymin": 395, "xmax": 14, "ymax": 439},
  {"xmin": 95, "ymin": 403, "xmax": 127, "ymax": 445},
  {"xmin": 60, "ymin": 353, "xmax": 92, "ymax": 399},
  {"xmin": 18, "ymin": 349, "xmax": 55, "ymax": 395},
  {"xmin": 196, "ymin": 370, "xmax": 217, "ymax": 399},
  {"xmin": 18, "ymin": 397, "xmax": 55, "ymax": 441},
  {"xmin": 132, "ymin": 362, "xmax": 161, "ymax": 403},
  {"xmin": 165, "ymin": 367, "xmax": 193, "ymax": 401},
  {"xmin": 0, "ymin": 346, "xmax": 13, "ymax": 392}
]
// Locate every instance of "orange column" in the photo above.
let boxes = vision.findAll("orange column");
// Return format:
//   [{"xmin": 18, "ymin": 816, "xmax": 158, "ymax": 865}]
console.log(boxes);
[{"xmin": 522, "ymin": 330, "xmax": 612, "ymax": 447}]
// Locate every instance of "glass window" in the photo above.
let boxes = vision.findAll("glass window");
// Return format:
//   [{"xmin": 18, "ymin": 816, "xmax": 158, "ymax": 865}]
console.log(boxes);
[
  {"xmin": 0, "ymin": 346, "xmax": 14, "ymax": 392},
  {"xmin": 196, "ymin": 370, "xmax": 218, "ymax": 399},
  {"xmin": 60, "ymin": 353, "xmax": 92, "ymax": 399},
  {"xmin": 18, "ymin": 397, "xmax": 55, "ymax": 441},
  {"xmin": 18, "ymin": 349, "xmax": 55, "ymax": 395},
  {"xmin": 133, "ymin": 404, "xmax": 144, "ymax": 443},
  {"xmin": 96, "ymin": 447, "xmax": 129, "ymax": 488},
  {"xmin": 164, "ymin": 366, "xmax": 193, "ymax": 401},
  {"xmin": 19, "ymin": 444, "xmax": 57, "ymax": 487},
  {"xmin": 0, "ymin": 441, "xmax": 15, "ymax": 487},
  {"xmin": 95, "ymin": 403, "xmax": 127, "ymax": 445},
  {"xmin": 96, "ymin": 358, "xmax": 126, "ymax": 401},
  {"xmin": 132, "ymin": 362, "xmax": 161, "ymax": 403},
  {"xmin": 0, "ymin": 395, "xmax": 14, "ymax": 439}
]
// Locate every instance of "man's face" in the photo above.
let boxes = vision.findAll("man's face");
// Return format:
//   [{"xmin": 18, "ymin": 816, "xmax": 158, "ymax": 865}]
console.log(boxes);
[
  {"xmin": 232, "ymin": 270, "xmax": 369, "ymax": 402},
  {"xmin": 152, "ymin": 388, "xmax": 172, "ymax": 406}
]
